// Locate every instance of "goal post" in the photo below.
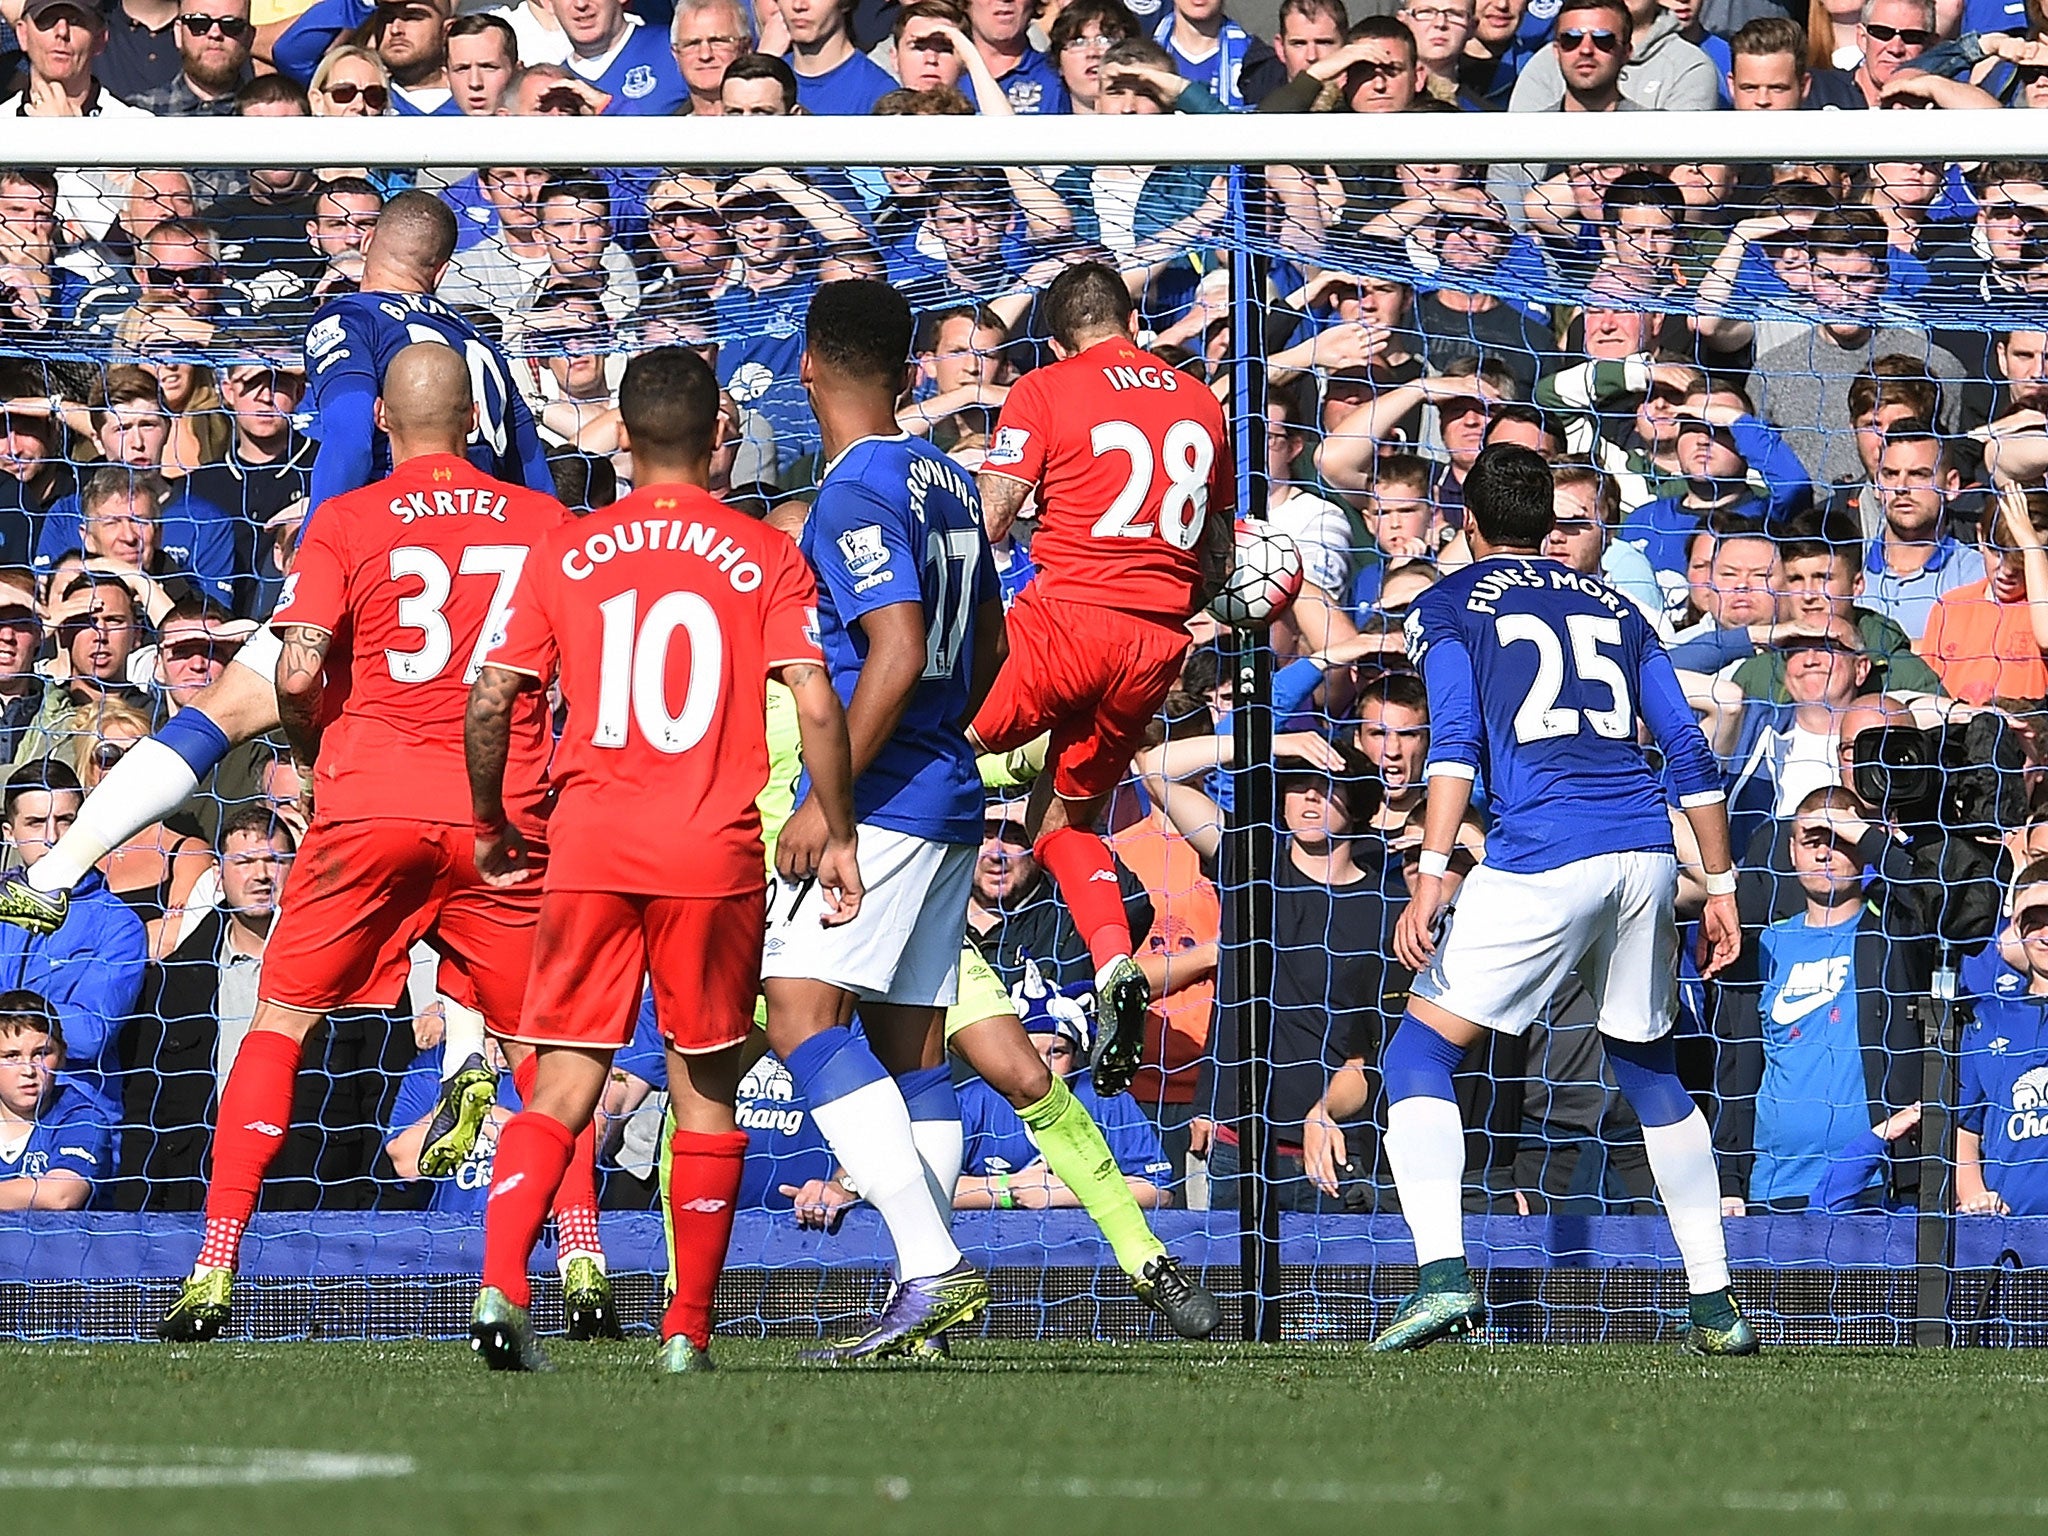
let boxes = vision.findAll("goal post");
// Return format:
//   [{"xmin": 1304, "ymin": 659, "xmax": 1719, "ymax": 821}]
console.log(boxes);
[{"xmin": 3, "ymin": 108, "xmax": 2048, "ymax": 1347}]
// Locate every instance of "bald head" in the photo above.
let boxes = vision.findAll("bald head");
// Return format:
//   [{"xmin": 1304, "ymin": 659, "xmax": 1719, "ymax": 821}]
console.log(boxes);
[
  {"xmin": 362, "ymin": 190, "xmax": 459, "ymax": 290},
  {"xmin": 375, "ymin": 343, "xmax": 475, "ymax": 457}
]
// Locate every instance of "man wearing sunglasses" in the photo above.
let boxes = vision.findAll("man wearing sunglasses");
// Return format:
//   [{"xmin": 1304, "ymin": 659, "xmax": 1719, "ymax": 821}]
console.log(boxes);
[
  {"xmin": 274, "ymin": 0, "xmax": 457, "ymax": 115},
  {"xmin": 130, "ymin": 0, "xmax": 253, "ymax": 115},
  {"xmin": 1852, "ymin": 0, "xmax": 1937, "ymax": 108}
]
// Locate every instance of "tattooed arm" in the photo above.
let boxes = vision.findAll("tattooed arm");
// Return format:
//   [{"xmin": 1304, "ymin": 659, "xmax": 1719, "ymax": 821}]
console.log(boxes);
[
  {"xmin": 977, "ymin": 472, "xmax": 1032, "ymax": 545},
  {"xmin": 273, "ymin": 624, "xmax": 332, "ymax": 765},
  {"xmin": 465, "ymin": 663, "xmax": 540, "ymax": 885}
]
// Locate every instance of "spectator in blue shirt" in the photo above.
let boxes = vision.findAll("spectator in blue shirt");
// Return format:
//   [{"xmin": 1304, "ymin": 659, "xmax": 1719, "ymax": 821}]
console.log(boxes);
[
  {"xmin": 1618, "ymin": 380, "xmax": 1813, "ymax": 581},
  {"xmin": 1149, "ymin": 0, "xmax": 1285, "ymax": 108},
  {"xmin": 1859, "ymin": 423, "xmax": 1989, "ymax": 642},
  {"xmin": 953, "ymin": 971, "xmax": 1172, "ymax": 1210},
  {"xmin": 44, "ymin": 469, "xmax": 239, "ymax": 618},
  {"xmin": 778, "ymin": 0, "xmax": 895, "ymax": 111},
  {"xmin": 0, "ymin": 169, "xmax": 92, "ymax": 342},
  {"xmin": 0, "ymin": 989, "xmax": 111, "ymax": 1210},
  {"xmin": 553, "ymin": 0, "xmax": 691, "ymax": 113},
  {"xmin": 969, "ymin": 0, "xmax": 1070, "ymax": 110},
  {"xmin": 0, "ymin": 760, "xmax": 147, "ymax": 1120},
  {"xmin": 386, "ymin": 1040, "xmax": 519, "ymax": 1212},
  {"xmin": 1957, "ymin": 868, "xmax": 2048, "ymax": 1217}
]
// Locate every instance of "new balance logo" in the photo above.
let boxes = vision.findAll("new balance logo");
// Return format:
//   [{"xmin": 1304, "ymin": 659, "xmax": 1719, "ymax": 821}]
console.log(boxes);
[
  {"xmin": 243, "ymin": 1120, "xmax": 285, "ymax": 1138},
  {"xmin": 489, "ymin": 1173, "xmax": 527, "ymax": 1202},
  {"xmin": 1087, "ymin": 870, "xmax": 1118, "ymax": 883},
  {"xmin": 675, "ymin": 1198, "xmax": 729, "ymax": 1214}
]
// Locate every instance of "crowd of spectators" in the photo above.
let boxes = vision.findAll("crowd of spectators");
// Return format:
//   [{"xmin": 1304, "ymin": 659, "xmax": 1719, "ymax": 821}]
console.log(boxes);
[{"xmin": 7, "ymin": 0, "xmax": 2048, "ymax": 1234}]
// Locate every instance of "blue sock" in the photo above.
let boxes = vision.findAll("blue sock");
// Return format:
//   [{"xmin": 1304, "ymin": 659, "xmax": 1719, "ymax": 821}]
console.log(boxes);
[
  {"xmin": 897, "ymin": 1065, "xmax": 958, "ymax": 1123},
  {"xmin": 784, "ymin": 1026, "xmax": 888, "ymax": 1108},
  {"xmin": 1382, "ymin": 1015, "xmax": 1467, "ymax": 1105},
  {"xmin": 1603, "ymin": 1035, "xmax": 1694, "ymax": 1129},
  {"xmin": 157, "ymin": 709, "xmax": 233, "ymax": 777}
]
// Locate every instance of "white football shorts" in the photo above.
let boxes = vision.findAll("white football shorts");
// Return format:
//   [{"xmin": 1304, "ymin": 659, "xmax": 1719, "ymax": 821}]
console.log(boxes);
[
  {"xmin": 1411, "ymin": 849, "xmax": 1679, "ymax": 1043},
  {"xmin": 759, "ymin": 823, "xmax": 976, "ymax": 1008}
]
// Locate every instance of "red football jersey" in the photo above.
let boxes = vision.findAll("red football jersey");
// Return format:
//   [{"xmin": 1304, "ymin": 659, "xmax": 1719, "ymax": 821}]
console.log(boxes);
[
  {"xmin": 272, "ymin": 452, "xmax": 567, "ymax": 827},
  {"xmin": 484, "ymin": 483, "xmax": 823, "ymax": 898},
  {"xmin": 981, "ymin": 336, "xmax": 1233, "ymax": 621}
]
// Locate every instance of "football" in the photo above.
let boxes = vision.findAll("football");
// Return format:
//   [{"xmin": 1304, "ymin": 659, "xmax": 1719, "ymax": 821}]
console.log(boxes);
[{"xmin": 1207, "ymin": 518, "xmax": 1304, "ymax": 628}]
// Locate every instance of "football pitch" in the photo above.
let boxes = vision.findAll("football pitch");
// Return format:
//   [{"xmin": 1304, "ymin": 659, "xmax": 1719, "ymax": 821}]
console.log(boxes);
[{"xmin": 7, "ymin": 1340, "xmax": 2048, "ymax": 1535}]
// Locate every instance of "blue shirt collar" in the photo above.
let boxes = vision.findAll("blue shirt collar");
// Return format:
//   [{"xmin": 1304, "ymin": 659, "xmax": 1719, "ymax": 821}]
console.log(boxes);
[{"xmin": 1866, "ymin": 532, "xmax": 1960, "ymax": 576}]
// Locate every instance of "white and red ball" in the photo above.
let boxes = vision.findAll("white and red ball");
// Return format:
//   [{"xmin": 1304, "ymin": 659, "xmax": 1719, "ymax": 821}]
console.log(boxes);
[{"xmin": 1207, "ymin": 518, "xmax": 1304, "ymax": 628}]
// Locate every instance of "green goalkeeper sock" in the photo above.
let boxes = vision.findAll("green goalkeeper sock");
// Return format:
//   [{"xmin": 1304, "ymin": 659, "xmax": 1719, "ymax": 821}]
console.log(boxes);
[{"xmin": 1018, "ymin": 1074, "xmax": 1165, "ymax": 1279}]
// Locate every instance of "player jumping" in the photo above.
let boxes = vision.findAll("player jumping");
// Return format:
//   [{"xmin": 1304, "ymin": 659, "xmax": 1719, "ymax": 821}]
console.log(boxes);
[
  {"xmin": 464, "ymin": 346, "xmax": 861, "ymax": 1374},
  {"xmin": 1382, "ymin": 444, "xmax": 1752, "ymax": 1356},
  {"xmin": 972, "ymin": 261, "xmax": 1234, "ymax": 1099},
  {"xmin": 155, "ymin": 346, "xmax": 596, "ymax": 1340}
]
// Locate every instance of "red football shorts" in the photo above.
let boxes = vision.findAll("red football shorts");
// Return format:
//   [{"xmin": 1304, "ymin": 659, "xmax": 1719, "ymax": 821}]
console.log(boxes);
[
  {"xmin": 259, "ymin": 819, "xmax": 541, "ymax": 1029},
  {"xmin": 512, "ymin": 888, "xmax": 766, "ymax": 1054},
  {"xmin": 971, "ymin": 585, "xmax": 1191, "ymax": 801}
]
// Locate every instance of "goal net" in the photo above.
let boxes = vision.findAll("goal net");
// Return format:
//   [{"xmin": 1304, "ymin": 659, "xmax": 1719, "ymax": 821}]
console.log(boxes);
[{"xmin": 2, "ymin": 107, "xmax": 2045, "ymax": 1348}]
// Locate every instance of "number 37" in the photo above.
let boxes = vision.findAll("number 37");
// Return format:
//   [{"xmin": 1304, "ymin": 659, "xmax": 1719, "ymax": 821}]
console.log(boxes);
[{"xmin": 1496, "ymin": 612, "xmax": 1632, "ymax": 745}]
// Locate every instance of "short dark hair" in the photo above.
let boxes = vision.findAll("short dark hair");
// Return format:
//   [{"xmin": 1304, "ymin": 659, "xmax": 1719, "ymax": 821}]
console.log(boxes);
[
  {"xmin": 315, "ymin": 174, "xmax": 382, "ymax": 204},
  {"xmin": 722, "ymin": 52, "xmax": 799, "ymax": 108},
  {"xmin": 1603, "ymin": 170, "xmax": 1683, "ymax": 222},
  {"xmin": 1347, "ymin": 13, "xmax": 1416, "ymax": 56},
  {"xmin": 549, "ymin": 447, "xmax": 619, "ymax": 513},
  {"xmin": 447, "ymin": 11, "xmax": 518, "ymax": 55},
  {"xmin": 1354, "ymin": 668, "xmax": 1428, "ymax": 716},
  {"xmin": 0, "ymin": 989, "xmax": 60, "ymax": 1053},
  {"xmin": 1553, "ymin": 0, "xmax": 1631, "ymax": 35},
  {"xmin": 1463, "ymin": 443, "xmax": 1555, "ymax": 548},
  {"xmin": 805, "ymin": 280, "xmax": 914, "ymax": 386},
  {"xmin": 376, "ymin": 191, "xmax": 460, "ymax": 271},
  {"xmin": 4, "ymin": 758, "xmax": 81, "ymax": 823},
  {"xmin": 1043, "ymin": 261, "xmax": 1133, "ymax": 352},
  {"xmin": 1278, "ymin": 0, "xmax": 1348, "ymax": 30},
  {"xmin": 540, "ymin": 176, "xmax": 610, "ymax": 216},
  {"xmin": 218, "ymin": 803, "xmax": 297, "ymax": 854},
  {"xmin": 618, "ymin": 347, "xmax": 721, "ymax": 461},
  {"xmin": 236, "ymin": 73, "xmax": 310, "ymax": 113},
  {"xmin": 1276, "ymin": 736, "xmax": 1382, "ymax": 831},
  {"xmin": 0, "ymin": 168, "xmax": 59, "ymax": 205},
  {"xmin": 1730, "ymin": 14, "xmax": 1805, "ymax": 60},
  {"xmin": 1878, "ymin": 416, "xmax": 1954, "ymax": 474},
  {"xmin": 914, "ymin": 303, "xmax": 1006, "ymax": 355},
  {"xmin": 162, "ymin": 592, "xmax": 232, "ymax": 628},
  {"xmin": 1485, "ymin": 402, "xmax": 1562, "ymax": 454}
]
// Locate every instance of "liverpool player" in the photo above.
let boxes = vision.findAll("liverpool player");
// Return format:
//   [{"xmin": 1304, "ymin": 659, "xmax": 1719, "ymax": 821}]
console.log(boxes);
[
  {"xmin": 465, "ymin": 346, "xmax": 861, "ymax": 1374},
  {"xmin": 154, "ymin": 344, "xmax": 607, "ymax": 1340},
  {"xmin": 973, "ymin": 261, "xmax": 1234, "ymax": 1097},
  {"xmin": 0, "ymin": 194, "xmax": 552, "ymax": 1164}
]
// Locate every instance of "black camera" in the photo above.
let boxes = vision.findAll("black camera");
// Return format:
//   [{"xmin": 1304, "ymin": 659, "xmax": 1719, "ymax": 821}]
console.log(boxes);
[{"xmin": 1850, "ymin": 715, "xmax": 2026, "ymax": 945}]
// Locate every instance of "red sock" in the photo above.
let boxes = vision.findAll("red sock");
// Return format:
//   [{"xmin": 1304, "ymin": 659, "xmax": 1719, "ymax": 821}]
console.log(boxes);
[
  {"xmin": 510, "ymin": 1053, "xmax": 603, "ymax": 1259},
  {"xmin": 1034, "ymin": 826, "xmax": 1131, "ymax": 973},
  {"xmin": 662, "ymin": 1128, "xmax": 747, "ymax": 1349},
  {"xmin": 197, "ymin": 1031, "xmax": 302, "ymax": 1271},
  {"xmin": 481, "ymin": 1111, "xmax": 575, "ymax": 1309}
]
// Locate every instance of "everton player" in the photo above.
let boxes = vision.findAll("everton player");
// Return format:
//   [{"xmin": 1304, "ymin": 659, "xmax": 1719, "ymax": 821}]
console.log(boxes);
[
  {"xmin": 465, "ymin": 346, "xmax": 860, "ymax": 1374},
  {"xmin": 155, "ymin": 346, "xmax": 602, "ymax": 1340},
  {"xmin": 755, "ymin": 280, "xmax": 1006, "ymax": 1362},
  {"xmin": 1381, "ymin": 444, "xmax": 1751, "ymax": 1355},
  {"xmin": 972, "ymin": 261, "xmax": 1234, "ymax": 1099},
  {"xmin": 0, "ymin": 194, "xmax": 551, "ymax": 1172}
]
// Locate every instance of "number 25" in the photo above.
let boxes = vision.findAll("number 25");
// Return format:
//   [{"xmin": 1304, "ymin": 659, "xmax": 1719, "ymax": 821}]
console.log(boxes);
[{"xmin": 1496, "ymin": 613, "xmax": 1632, "ymax": 744}]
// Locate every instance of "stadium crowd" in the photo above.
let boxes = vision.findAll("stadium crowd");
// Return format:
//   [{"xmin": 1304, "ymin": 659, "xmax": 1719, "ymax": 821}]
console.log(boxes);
[{"xmin": 7, "ymin": 0, "xmax": 2048, "ymax": 1237}]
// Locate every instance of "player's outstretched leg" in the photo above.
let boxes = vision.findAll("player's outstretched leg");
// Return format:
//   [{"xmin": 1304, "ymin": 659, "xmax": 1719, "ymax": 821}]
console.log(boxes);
[
  {"xmin": 1604, "ymin": 1036, "xmax": 1755, "ymax": 1356},
  {"xmin": 1370, "ymin": 1013, "xmax": 1486, "ymax": 1352},
  {"xmin": 418, "ymin": 998, "xmax": 496, "ymax": 1179},
  {"xmin": 158, "ymin": 1006, "xmax": 326, "ymax": 1341},
  {"xmin": 474, "ymin": 1096, "xmax": 579, "ymax": 1373},
  {"xmin": 1028, "ymin": 790, "xmax": 1149, "ymax": 1098},
  {"xmin": 1, "ymin": 656, "xmax": 283, "ymax": 932},
  {"xmin": 950, "ymin": 1006, "xmax": 1220, "ymax": 1340}
]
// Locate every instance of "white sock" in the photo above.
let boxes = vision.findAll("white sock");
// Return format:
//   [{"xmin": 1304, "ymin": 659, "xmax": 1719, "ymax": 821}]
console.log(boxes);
[
  {"xmin": 30, "ymin": 739, "xmax": 197, "ymax": 892},
  {"xmin": 440, "ymin": 999, "xmax": 487, "ymax": 1079},
  {"xmin": 909, "ymin": 1116, "xmax": 963, "ymax": 1222},
  {"xmin": 808, "ymin": 1078, "xmax": 963, "ymax": 1281},
  {"xmin": 1640, "ymin": 1109, "xmax": 1731, "ymax": 1295},
  {"xmin": 1385, "ymin": 1096, "xmax": 1468, "ymax": 1267}
]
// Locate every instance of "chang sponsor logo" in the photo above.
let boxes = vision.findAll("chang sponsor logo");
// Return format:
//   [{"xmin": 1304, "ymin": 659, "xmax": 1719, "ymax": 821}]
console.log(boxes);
[{"xmin": 2007, "ymin": 1066, "xmax": 2048, "ymax": 1143}]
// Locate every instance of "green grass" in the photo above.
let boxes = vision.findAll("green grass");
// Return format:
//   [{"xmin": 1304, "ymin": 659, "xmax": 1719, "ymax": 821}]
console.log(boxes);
[{"xmin": 5, "ymin": 1341, "xmax": 2048, "ymax": 1535}]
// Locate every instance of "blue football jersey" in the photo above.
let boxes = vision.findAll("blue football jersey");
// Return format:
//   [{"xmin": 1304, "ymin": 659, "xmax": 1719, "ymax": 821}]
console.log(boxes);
[
  {"xmin": 302, "ymin": 289, "xmax": 552, "ymax": 514},
  {"xmin": 1405, "ymin": 555, "xmax": 1724, "ymax": 874},
  {"xmin": 0, "ymin": 1078, "xmax": 112, "ymax": 1196},
  {"xmin": 959, "ymin": 1074, "xmax": 1170, "ymax": 1183},
  {"xmin": 799, "ymin": 434, "xmax": 997, "ymax": 845},
  {"xmin": 1959, "ymin": 993, "xmax": 2048, "ymax": 1217}
]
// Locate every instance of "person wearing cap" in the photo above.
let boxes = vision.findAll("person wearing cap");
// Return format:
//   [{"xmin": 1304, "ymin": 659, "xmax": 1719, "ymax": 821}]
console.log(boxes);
[
  {"xmin": 1955, "ymin": 859, "xmax": 2048, "ymax": 1218},
  {"xmin": 1711, "ymin": 784, "xmax": 1926, "ymax": 1214},
  {"xmin": 1617, "ymin": 378, "xmax": 1813, "ymax": 586},
  {"xmin": 0, "ymin": 571, "xmax": 60, "ymax": 768},
  {"xmin": 951, "ymin": 965, "xmax": 1173, "ymax": 1210},
  {"xmin": 640, "ymin": 175, "xmax": 738, "ymax": 313},
  {"xmin": 129, "ymin": 0, "xmax": 254, "ymax": 115},
  {"xmin": 1919, "ymin": 484, "xmax": 2048, "ymax": 706},
  {"xmin": 273, "ymin": 0, "xmax": 456, "ymax": 114}
]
